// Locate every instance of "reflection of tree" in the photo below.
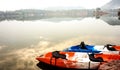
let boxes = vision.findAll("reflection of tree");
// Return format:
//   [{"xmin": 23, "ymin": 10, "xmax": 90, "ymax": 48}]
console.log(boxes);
[
  {"xmin": 118, "ymin": 9, "xmax": 120, "ymax": 20},
  {"xmin": 93, "ymin": 8, "xmax": 120, "ymax": 22},
  {"xmin": 118, "ymin": 9, "xmax": 120, "ymax": 16},
  {"xmin": 118, "ymin": 17, "xmax": 120, "ymax": 20},
  {"xmin": 95, "ymin": 8, "xmax": 101, "ymax": 19},
  {"xmin": 0, "ymin": 11, "xmax": 5, "ymax": 21},
  {"xmin": 101, "ymin": 17, "xmax": 120, "ymax": 26}
]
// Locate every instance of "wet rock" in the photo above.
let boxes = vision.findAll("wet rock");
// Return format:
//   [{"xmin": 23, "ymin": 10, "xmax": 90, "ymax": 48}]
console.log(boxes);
[{"xmin": 99, "ymin": 60, "xmax": 120, "ymax": 70}]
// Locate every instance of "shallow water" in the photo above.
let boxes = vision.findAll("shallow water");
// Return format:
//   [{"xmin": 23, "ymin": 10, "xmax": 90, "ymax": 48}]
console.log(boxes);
[{"xmin": 0, "ymin": 17, "xmax": 120, "ymax": 70}]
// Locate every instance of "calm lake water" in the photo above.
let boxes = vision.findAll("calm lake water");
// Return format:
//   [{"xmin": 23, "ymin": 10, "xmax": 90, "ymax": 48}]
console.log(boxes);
[{"xmin": 0, "ymin": 17, "xmax": 120, "ymax": 70}]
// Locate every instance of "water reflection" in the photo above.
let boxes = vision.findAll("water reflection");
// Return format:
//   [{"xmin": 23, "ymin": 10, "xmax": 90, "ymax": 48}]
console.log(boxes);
[
  {"xmin": 0, "ymin": 9, "xmax": 120, "ymax": 26},
  {"xmin": 36, "ymin": 62, "xmax": 94, "ymax": 70},
  {"xmin": 0, "ymin": 16, "xmax": 120, "ymax": 70},
  {"xmin": 118, "ymin": 9, "xmax": 120, "ymax": 20},
  {"xmin": 101, "ymin": 17, "xmax": 120, "ymax": 25}
]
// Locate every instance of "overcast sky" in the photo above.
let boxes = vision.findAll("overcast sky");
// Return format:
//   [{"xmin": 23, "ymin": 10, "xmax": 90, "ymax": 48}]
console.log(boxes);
[{"xmin": 0, "ymin": 0, "xmax": 111, "ymax": 11}]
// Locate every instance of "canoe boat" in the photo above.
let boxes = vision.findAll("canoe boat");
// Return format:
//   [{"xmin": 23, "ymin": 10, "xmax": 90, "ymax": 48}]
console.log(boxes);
[
  {"xmin": 63, "ymin": 42, "xmax": 120, "ymax": 53},
  {"xmin": 36, "ymin": 51, "xmax": 120, "ymax": 69}
]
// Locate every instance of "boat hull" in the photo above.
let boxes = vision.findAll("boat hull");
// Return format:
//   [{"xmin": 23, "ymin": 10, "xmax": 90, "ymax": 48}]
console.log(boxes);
[
  {"xmin": 36, "ymin": 52, "xmax": 100, "ymax": 69},
  {"xmin": 36, "ymin": 51, "xmax": 120, "ymax": 69}
]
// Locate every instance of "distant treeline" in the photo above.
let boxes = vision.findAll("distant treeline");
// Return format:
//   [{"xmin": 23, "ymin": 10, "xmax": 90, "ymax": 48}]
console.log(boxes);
[
  {"xmin": 0, "ymin": 9, "xmax": 94, "ymax": 21},
  {"xmin": 0, "ymin": 9, "xmax": 119, "ymax": 21}
]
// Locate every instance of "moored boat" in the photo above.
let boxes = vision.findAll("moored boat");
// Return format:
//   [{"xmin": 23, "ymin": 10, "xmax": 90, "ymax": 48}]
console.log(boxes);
[
  {"xmin": 36, "ymin": 51, "xmax": 120, "ymax": 69},
  {"xmin": 63, "ymin": 42, "xmax": 120, "ymax": 53}
]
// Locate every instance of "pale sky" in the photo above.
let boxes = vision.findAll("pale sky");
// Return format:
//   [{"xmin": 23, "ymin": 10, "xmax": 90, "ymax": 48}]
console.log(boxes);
[{"xmin": 0, "ymin": 0, "xmax": 111, "ymax": 11}]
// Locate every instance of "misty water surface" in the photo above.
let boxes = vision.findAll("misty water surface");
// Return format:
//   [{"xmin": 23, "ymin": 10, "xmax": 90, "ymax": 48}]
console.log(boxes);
[{"xmin": 0, "ymin": 17, "xmax": 120, "ymax": 70}]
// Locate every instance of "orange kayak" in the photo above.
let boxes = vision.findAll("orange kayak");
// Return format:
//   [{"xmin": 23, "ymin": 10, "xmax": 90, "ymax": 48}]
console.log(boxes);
[{"xmin": 36, "ymin": 51, "xmax": 120, "ymax": 69}]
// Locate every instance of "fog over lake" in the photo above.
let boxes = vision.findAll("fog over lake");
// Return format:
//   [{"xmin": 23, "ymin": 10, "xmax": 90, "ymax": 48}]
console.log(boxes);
[
  {"xmin": 0, "ymin": 0, "xmax": 120, "ymax": 69},
  {"xmin": 0, "ymin": 17, "xmax": 120, "ymax": 70}
]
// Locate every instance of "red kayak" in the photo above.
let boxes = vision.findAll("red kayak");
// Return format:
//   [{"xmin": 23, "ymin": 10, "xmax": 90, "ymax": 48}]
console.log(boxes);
[{"xmin": 36, "ymin": 51, "xmax": 120, "ymax": 69}]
